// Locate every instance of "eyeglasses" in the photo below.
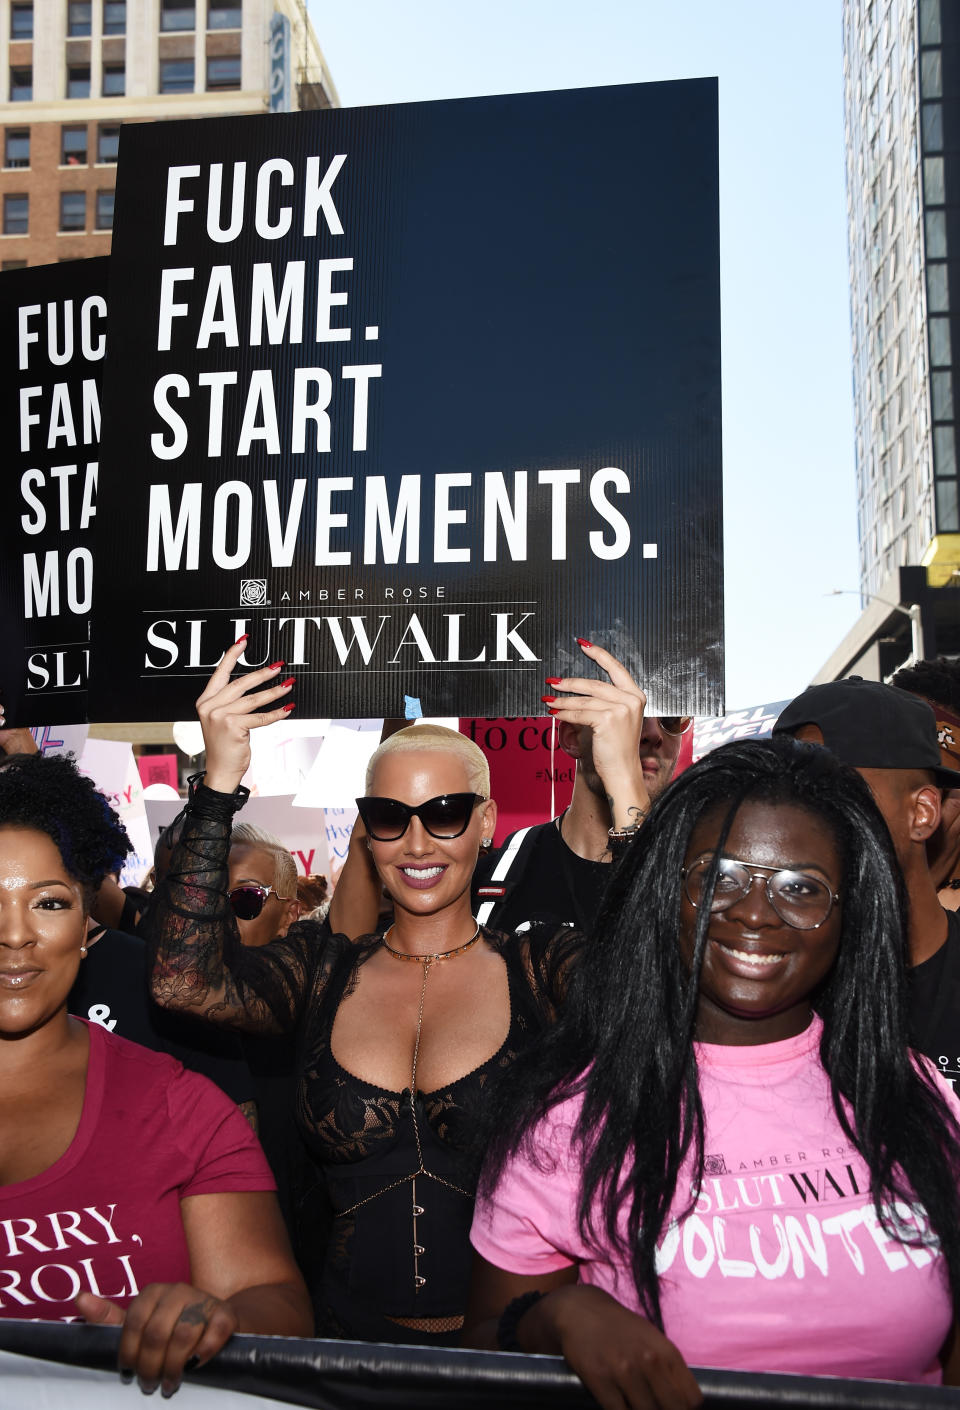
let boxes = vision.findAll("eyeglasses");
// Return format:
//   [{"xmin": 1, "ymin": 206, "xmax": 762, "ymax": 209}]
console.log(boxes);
[
  {"xmin": 657, "ymin": 716, "xmax": 693, "ymax": 736},
  {"xmin": 682, "ymin": 856, "xmax": 840, "ymax": 931},
  {"xmin": 228, "ymin": 884, "xmax": 289, "ymax": 921},
  {"xmin": 356, "ymin": 793, "xmax": 486, "ymax": 841}
]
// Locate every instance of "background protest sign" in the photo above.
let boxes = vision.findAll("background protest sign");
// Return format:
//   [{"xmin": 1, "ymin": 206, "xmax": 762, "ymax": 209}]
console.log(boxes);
[
  {"xmin": 0, "ymin": 259, "xmax": 107, "ymax": 727},
  {"xmin": 692, "ymin": 700, "xmax": 791, "ymax": 761},
  {"xmin": 91, "ymin": 80, "xmax": 722, "ymax": 722}
]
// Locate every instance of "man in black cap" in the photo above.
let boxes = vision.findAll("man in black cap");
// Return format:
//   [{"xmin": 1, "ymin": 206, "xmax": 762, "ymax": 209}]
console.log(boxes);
[{"xmin": 775, "ymin": 678, "xmax": 960, "ymax": 1081}]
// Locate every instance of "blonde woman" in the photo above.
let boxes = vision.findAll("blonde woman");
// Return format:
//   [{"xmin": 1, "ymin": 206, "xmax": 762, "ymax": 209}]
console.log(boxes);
[{"xmin": 150, "ymin": 640, "xmax": 577, "ymax": 1344}]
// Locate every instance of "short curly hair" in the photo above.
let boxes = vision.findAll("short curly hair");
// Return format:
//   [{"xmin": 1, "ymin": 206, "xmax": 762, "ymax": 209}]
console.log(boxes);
[
  {"xmin": 893, "ymin": 656, "xmax": 960, "ymax": 713},
  {"xmin": 0, "ymin": 753, "xmax": 130, "ymax": 903}
]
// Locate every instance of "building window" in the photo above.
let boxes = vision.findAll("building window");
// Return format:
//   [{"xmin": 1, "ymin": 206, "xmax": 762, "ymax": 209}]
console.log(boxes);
[
  {"xmin": 10, "ymin": 68, "xmax": 32, "ymax": 101},
  {"xmin": 97, "ymin": 123, "xmax": 120, "ymax": 163},
  {"xmin": 925, "ymin": 208, "xmax": 947, "ymax": 259},
  {"xmin": 927, "ymin": 263, "xmax": 949, "ymax": 313},
  {"xmin": 930, "ymin": 317, "xmax": 953, "ymax": 367},
  {"xmin": 102, "ymin": 64, "xmax": 125, "ymax": 97},
  {"xmin": 925, "ymin": 155, "xmax": 945, "ymax": 204},
  {"xmin": 919, "ymin": 0, "xmax": 942, "ymax": 46},
  {"xmin": 67, "ymin": 1, "xmax": 91, "ymax": 36},
  {"xmin": 103, "ymin": 0, "xmax": 125, "ymax": 34},
  {"xmin": 67, "ymin": 65, "xmax": 91, "ymax": 99},
  {"xmin": 95, "ymin": 189, "xmax": 114, "ymax": 230},
  {"xmin": 4, "ymin": 130, "xmax": 29, "ymax": 169},
  {"xmin": 59, "ymin": 191, "xmax": 86, "ymax": 232},
  {"xmin": 10, "ymin": 4, "xmax": 33, "ymax": 39},
  {"xmin": 2, "ymin": 260, "xmax": 28, "ymax": 270},
  {"xmin": 206, "ymin": 55, "xmax": 241, "ymax": 90},
  {"xmin": 922, "ymin": 102, "xmax": 943, "ymax": 152},
  {"xmin": 160, "ymin": 0, "xmax": 195, "ymax": 31},
  {"xmin": 207, "ymin": 0, "xmax": 241, "ymax": 28},
  {"xmin": 160, "ymin": 58, "xmax": 194, "ymax": 93},
  {"xmin": 61, "ymin": 125, "xmax": 88, "ymax": 165},
  {"xmin": 3, "ymin": 194, "xmax": 28, "ymax": 236}
]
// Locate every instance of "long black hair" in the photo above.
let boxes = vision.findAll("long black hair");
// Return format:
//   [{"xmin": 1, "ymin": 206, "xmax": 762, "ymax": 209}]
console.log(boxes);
[
  {"xmin": 0, "ymin": 752, "xmax": 129, "ymax": 903},
  {"xmin": 481, "ymin": 736, "xmax": 960, "ymax": 1326}
]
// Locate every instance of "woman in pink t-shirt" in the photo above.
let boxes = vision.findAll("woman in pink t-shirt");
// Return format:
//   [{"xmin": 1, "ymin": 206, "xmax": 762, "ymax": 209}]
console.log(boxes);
[
  {"xmin": 0, "ymin": 752, "xmax": 312, "ymax": 1395},
  {"xmin": 466, "ymin": 736, "xmax": 960, "ymax": 1405}
]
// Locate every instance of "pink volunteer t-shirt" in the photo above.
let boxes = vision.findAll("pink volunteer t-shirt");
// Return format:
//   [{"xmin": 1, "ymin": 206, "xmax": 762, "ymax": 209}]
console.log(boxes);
[
  {"xmin": 0, "ymin": 1021, "xmax": 275, "ymax": 1322},
  {"xmin": 471, "ymin": 1017, "xmax": 956, "ymax": 1383}
]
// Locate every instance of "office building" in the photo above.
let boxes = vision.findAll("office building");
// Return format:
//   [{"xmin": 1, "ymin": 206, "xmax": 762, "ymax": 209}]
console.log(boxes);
[
  {"xmin": 0, "ymin": 0, "xmax": 339, "ymax": 267},
  {"xmin": 820, "ymin": 0, "xmax": 960, "ymax": 680}
]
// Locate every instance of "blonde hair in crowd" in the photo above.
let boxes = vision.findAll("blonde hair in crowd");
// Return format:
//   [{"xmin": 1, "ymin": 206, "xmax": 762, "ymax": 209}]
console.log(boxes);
[
  {"xmin": 230, "ymin": 822, "xmax": 298, "ymax": 900},
  {"xmin": 364, "ymin": 724, "xmax": 490, "ymax": 796}
]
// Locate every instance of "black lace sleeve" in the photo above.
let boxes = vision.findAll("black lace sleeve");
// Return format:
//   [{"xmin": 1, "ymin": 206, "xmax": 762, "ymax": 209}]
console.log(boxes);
[
  {"xmin": 147, "ymin": 782, "xmax": 325, "ymax": 1036},
  {"xmin": 495, "ymin": 921, "xmax": 586, "ymax": 1020}
]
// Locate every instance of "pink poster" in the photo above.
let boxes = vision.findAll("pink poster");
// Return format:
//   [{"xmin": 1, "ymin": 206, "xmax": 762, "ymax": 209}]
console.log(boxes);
[
  {"xmin": 459, "ymin": 717, "xmax": 575, "ymax": 844},
  {"xmin": 137, "ymin": 753, "xmax": 180, "ymax": 791}
]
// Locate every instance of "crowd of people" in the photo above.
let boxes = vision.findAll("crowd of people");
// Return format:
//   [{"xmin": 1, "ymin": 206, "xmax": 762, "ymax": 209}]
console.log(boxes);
[{"xmin": 2, "ymin": 638, "xmax": 960, "ymax": 1402}]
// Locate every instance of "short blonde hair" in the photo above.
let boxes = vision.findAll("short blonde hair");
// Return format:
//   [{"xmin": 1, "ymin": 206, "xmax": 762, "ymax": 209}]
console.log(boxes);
[
  {"xmin": 364, "ymin": 724, "xmax": 490, "ymax": 796},
  {"xmin": 230, "ymin": 822, "xmax": 297, "ymax": 900}
]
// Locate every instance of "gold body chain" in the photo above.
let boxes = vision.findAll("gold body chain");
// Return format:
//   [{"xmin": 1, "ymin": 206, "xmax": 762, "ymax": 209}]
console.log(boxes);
[{"xmin": 338, "ymin": 923, "xmax": 482, "ymax": 1298}]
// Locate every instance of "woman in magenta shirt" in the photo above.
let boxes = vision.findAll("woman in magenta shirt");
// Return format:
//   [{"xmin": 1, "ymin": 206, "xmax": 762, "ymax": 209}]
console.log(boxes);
[
  {"xmin": 0, "ymin": 751, "xmax": 312, "ymax": 1395},
  {"xmin": 466, "ymin": 737, "xmax": 960, "ymax": 1404}
]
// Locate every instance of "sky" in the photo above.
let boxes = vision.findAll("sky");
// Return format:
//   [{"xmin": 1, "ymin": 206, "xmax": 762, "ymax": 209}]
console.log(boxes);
[{"xmin": 307, "ymin": 0, "xmax": 863, "ymax": 711}]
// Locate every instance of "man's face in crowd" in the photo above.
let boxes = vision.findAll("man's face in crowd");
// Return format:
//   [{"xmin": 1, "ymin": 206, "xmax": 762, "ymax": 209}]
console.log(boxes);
[{"xmin": 790, "ymin": 722, "xmax": 939, "ymax": 868}]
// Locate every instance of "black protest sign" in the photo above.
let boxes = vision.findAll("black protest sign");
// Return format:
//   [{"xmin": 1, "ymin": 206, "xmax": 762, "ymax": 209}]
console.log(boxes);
[
  {"xmin": 92, "ymin": 80, "xmax": 723, "ymax": 721},
  {"xmin": 0, "ymin": 260, "xmax": 107, "ymax": 727}
]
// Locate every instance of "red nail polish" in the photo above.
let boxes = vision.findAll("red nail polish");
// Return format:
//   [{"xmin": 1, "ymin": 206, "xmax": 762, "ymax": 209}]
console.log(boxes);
[
  {"xmin": 280, "ymin": 676, "xmax": 296, "ymax": 689},
  {"xmin": 541, "ymin": 695, "xmax": 556, "ymax": 703},
  {"xmin": 283, "ymin": 702, "xmax": 296, "ymax": 712},
  {"xmin": 547, "ymin": 706, "xmax": 558, "ymax": 714},
  {"xmin": 545, "ymin": 676, "xmax": 562, "ymax": 685},
  {"xmin": 235, "ymin": 633, "xmax": 249, "ymax": 643},
  {"xmin": 269, "ymin": 660, "xmax": 285, "ymax": 671},
  {"xmin": 576, "ymin": 637, "xmax": 594, "ymax": 648}
]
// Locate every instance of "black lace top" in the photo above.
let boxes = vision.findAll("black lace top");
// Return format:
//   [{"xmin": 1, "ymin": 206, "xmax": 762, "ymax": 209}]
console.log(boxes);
[{"xmin": 149, "ymin": 785, "xmax": 579, "ymax": 1344}]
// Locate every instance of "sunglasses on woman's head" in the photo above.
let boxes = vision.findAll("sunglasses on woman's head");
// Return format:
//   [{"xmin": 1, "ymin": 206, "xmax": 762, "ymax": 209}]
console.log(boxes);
[
  {"xmin": 356, "ymin": 793, "xmax": 486, "ymax": 841},
  {"xmin": 228, "ymin": 884, "xmax": 287, "ymax": 920}
]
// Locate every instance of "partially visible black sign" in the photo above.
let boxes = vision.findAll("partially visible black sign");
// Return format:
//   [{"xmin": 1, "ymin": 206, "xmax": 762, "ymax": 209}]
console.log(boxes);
[
  {"xmin": 0, "ymin": 260, "xmax": 107, "ymax": 726},
  {"xmin": 93, "ymin": 81, "xmax": 723, "ymax": 721}
]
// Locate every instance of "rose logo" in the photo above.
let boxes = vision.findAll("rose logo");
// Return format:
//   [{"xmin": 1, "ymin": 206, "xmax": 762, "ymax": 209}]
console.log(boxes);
[{"xmin": 240, "ymin": 579, "xmax": 267, "ymax": 606}]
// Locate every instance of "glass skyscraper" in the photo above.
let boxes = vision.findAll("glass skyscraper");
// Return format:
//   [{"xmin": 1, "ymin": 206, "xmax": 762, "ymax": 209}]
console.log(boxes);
[{"xmin": 843, "ymin": 0, "xmax": 960, "ymax": 599}]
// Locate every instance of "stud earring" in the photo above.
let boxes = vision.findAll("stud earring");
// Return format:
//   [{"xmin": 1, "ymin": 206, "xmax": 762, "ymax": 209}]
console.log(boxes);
[{"xmin": 80, "ymin": 945, "xmax": 88, "ymax": 957}]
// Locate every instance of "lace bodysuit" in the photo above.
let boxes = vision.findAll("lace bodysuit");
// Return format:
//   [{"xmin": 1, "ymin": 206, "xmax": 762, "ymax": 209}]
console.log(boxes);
[{"xmin": 151, "ymin": 793, "xmax": 577, "ymax": 1346}]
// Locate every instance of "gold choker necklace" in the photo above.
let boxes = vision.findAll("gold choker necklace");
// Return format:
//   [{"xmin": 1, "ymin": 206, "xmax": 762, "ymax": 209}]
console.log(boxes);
[{"xmin": 381, "ymin": 922, "xmax": 481, "ymax": 964}]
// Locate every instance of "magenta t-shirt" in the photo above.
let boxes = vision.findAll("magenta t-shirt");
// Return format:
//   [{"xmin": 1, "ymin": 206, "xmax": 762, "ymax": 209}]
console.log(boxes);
[
  {"xmin": 0, "ymin": 1021, "xmax": 274, "ymax": 1322},
  {"xmin": 472, "ymin": 1018, "xmax": 957, "ymax": 1383}
]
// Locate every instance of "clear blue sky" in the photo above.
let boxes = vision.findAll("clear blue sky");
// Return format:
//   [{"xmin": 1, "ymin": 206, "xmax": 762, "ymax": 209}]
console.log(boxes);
[{"xmin": 307, "ymin": 0, "xmax": 861, "ymax": 710}]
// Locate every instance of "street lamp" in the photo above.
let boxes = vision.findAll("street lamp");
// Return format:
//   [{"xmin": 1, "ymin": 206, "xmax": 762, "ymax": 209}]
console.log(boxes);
[{"xmin": 827, "ymin": 589, "xmax": 925, "ymax": 665}]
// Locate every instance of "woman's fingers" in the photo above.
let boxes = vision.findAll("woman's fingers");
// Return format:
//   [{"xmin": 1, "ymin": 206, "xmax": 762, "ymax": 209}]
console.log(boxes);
[
  {"xmin": 576, "ymin": 639, "xmax": 644, "ymax": 693},
  {"xmin": 205, "ymin": 678, "xmax": 295, "ymax": 722},
  {"xmin": 74, "ymin": 1290, "xmax": 124, "ymax": 1325},
  {"xmin": 158, "ymin": 1293, "xmax": 237, "ymax": 1392},
  {"xmin": 103, "ymin": 1283, "xmax": 236, "ymax": 1396},
  {"xmin": 195, "ymin": 635, "xmax": 250, "ymax": 708},
  {"xmin": 549, "ymin": 675, "xmax": 646, "ymax": 703}
]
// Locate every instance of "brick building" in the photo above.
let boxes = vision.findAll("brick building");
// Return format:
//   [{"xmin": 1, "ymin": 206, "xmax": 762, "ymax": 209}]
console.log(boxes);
[{"xmin": 0, "ymin": 0, "xmax": 338, "ymax": 267}]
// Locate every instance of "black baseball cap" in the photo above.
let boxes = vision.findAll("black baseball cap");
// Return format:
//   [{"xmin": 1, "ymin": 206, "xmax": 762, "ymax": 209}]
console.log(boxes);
[{"xmin": 774, "ymin": 677, "xmax": 958, "ymax": 788}]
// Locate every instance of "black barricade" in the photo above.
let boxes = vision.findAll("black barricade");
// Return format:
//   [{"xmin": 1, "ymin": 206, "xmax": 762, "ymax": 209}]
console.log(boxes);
[{"xmin": 1, "ymin": 1322, "xmax": 960, "ymax": 1410}]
